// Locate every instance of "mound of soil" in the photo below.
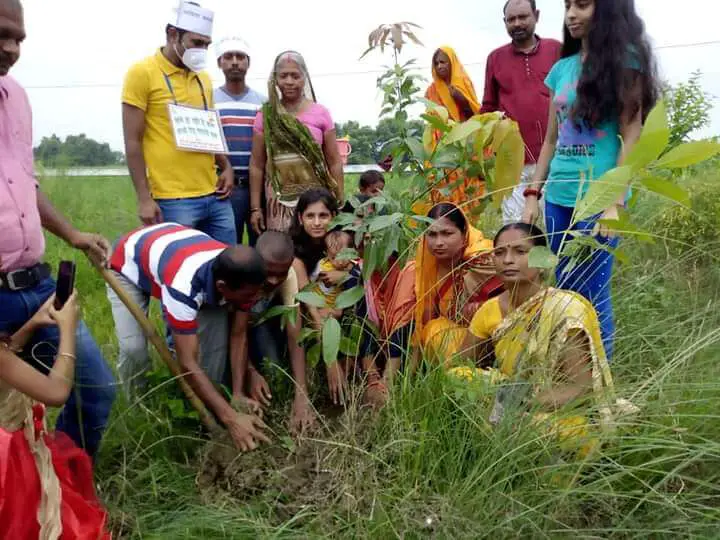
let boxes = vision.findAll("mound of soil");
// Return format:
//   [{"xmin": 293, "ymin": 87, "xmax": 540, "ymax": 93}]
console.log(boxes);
[{"xmin": 196, "ymin": 407, "xmax": 376, "ymax": 522}]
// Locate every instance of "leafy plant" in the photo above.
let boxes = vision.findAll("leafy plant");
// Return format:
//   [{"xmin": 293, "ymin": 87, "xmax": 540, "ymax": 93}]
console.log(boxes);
[{"xmin": 664, "ymin": 71, "xmax": 714, "ymax": 148}]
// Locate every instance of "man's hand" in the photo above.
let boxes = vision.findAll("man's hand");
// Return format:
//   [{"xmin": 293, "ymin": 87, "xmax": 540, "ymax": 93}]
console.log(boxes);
[
  {"xmin": 138, "ymin": 198, "xmax": 163, "ymax": 226},
  {"xmin": 231, "ymin": 394, "xmax": 264, "ymax": 417},
  {"xmin": 216, "ymin": 168, "xmax": 234, "ymax": 200},
  {"xmin": 69, "ymin": 231, "xmax": 112, "ymax": 266},
  {"xmin": 225, "ymin": 412, "xmax": 271, "ymax": 452},
  {"xmin": 250, "ymin": 209, "xmax": 265, "ymax": 236},
  {"xmin": 290, "ymin": 394, "xmax": 316, "ymax": 436},
  {"xmin": 247, "ymin": 367, "xmax": 272, "ymax": 408},
  {"xmin": 326, "ymin": 361, "xmax": 347, "ymax": 406}
]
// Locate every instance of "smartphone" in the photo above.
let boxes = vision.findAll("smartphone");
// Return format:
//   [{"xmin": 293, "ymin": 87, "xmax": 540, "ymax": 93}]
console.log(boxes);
[{"xmin": 54, "ymin": 261, "xmax": 76, "ymax": 310}]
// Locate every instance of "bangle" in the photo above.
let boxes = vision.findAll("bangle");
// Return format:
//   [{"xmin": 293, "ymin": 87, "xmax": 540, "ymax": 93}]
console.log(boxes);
[
  {"xmin": 57, "ymin": 352, "xmax": 76, "ymax": 361},
  {"xmin": 523, "ymin": 188, "xmax": 542, "ymax": 200},
  {"xmin": 250, "ymin": 208, "xmax": 261, "ymax": 213}
]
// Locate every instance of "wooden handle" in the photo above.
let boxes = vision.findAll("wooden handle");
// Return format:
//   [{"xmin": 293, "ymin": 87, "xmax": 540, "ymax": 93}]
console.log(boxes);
[{"xmin": 92, "ymin": 260, "xmax": 221, "ymax": 434}]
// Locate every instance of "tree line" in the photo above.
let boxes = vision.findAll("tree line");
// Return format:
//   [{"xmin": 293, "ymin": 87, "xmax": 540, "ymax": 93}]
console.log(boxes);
[{"xmin": 31, "ymin": 73, "xmax": 713, "ymax": 169}]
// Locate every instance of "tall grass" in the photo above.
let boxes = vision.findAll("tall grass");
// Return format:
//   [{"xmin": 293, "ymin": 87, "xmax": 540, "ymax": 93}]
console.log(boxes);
[{"xmin": 39, "ymin": 173, "xmax": 720, "ymax": 538}]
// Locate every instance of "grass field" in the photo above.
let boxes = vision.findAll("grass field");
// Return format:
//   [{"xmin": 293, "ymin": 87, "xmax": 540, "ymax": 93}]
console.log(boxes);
[{"xmin": 40, "ymin": 173, "xmax": 720, "ymax": 538}]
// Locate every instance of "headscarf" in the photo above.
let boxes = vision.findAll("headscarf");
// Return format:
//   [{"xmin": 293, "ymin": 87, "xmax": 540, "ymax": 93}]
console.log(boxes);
[
  {"xmin": 414, "ymin": 204, "xmax": 496, "ymax": 340},
  {"xmin": 425, "ymin": 46, "xmax": 481, "ymax": 121},
  {"xmin": 262, "ymin": 51, "xmax": 337, "ymax": 203}
]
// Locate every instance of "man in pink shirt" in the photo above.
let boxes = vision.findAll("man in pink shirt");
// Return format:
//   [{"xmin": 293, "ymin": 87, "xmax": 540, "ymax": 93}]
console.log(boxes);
[
  {"xmin": 0, "ymin": 0, "xmax": 116, "ymax": 459},
  {"xmin": 481, "ymin": 0, "xmax": 561, "ymax": 223}
]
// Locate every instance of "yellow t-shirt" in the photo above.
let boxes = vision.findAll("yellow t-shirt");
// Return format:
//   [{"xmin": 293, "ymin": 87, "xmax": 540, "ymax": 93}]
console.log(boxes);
[
  {"xmin": 122, "ymin": 49, "xmax": 217, "ymax": 200},
  {"xmin": 469, "ymin": 296, "xmax": 504, "ymax": 340}
]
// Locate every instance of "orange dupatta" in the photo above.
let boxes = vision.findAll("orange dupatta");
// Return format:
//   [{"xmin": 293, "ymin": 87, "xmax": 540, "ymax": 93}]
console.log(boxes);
[
  {"xmin": 413, "ymin": 204, "xmax": 498, "ymax": 344},
  {"xmin": 425, "ymin": 46, "xmax": 480, "ymax": 121},
  {"xmin": 424, "ymin": 46, "xmax": 485, "ymax": 213}
]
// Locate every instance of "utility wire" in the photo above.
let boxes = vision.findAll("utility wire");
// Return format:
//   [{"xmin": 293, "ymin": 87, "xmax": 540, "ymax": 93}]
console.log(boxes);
[{"xmin": 21, "ymin": 39, "xmax": 720, "ymax": 90}]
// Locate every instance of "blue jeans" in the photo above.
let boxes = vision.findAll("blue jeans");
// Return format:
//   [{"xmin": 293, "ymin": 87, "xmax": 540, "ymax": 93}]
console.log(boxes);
[
  {"xmin": 157, "ymin": 194, "xmax": 237, "ymax": 245},
  {"xmin": 545, "ymin": 200, "xmax": 620, "ymax": 360},
  {"xmin": 0, "ymin": 277, "xmax": 116, "ymax": 458},
  {"xmin": 230, "ymin": 185, "xmax": 258, "ymax": 246}
]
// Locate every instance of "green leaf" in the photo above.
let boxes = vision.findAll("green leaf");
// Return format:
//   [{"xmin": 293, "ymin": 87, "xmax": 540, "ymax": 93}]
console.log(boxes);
[
  {"xmin": 335, "ymin": 247, "xmax": 359, "ymax": 262},
  {"xmin": 574, "ymin": 166, "xmax": 633, "ymax": 222},
  {"xmin": 597, "ymin": 207, "xmax": 654, "ymax": 243},
  {"xmin": 421, "ymin": 113, "xmax": 450, "ymax": 133},
  {"xmin": 405, "ymin": 137, "xmax": 426, "ymax": 161},
  {"xmin": 296, "ymin": 290, "xmax": 327, "ymax": 308},
  {"xmin": 491, "ymin": 118, "xmax": 524, "ymax": 209},
  {"xmin": 330, "ymin": 212, "xmax": 359, "ymax": 228},
  {"xmin": 653, "ymin": 140, "xmax": 720, "ymax": 169},
  {"xmin": 528, "ymin": 245, "xmax": 559, "ymax": 270},
  {"xmin": 624, "ymin": 100, "xmax": 669, "ymax": 171},
  {"xmin": 335, "ymin": 285, "xmax": 365, "ymax": 310},
  {"xmin": 322, "ymin": 317, "xmax": 342, "ymax": 367},
  {"xmin": 339, "ymin": 336, "xmax": 357, "ymax": 356},
  {"xmin": 442, "ymin": 118, "xmax": 485, "ymax": 146},
  {"xmin": 253, "ymin": 305, "xmax": 291, "ymax": 327},
  {"xmin": 298, "ymin": 327, "xmax": 317, "ymax": 344},
  {"xmin": 307, "ymin": 343, "xmax": 321, "ymax": 368},
  {"xmin": 368, "ymin": 212, "xmax": 404, "ymax": 233},
  {"xmin": 168, "ymin": 399, "xmax": 185, "ymax": 417},
  {"xmin": 639, "ymin": 176, "xmax": 690, "ymax": 206}
]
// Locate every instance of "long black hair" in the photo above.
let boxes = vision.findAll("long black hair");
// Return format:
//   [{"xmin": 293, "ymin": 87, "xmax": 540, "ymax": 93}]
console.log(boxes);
[
  {"xmin": 562, "ymin": 0, "xmax": 659, "ymax": 127},
  {"xmin": 289, "ymin": 188, "xmax": 339, "ymax": 273},
  {"xmin": 494, "ymin": 222, "xmax": 547, "ymax": 247}
]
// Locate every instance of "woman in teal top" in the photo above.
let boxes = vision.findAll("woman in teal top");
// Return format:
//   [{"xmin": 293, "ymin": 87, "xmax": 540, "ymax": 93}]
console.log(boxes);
[{"xmin": 521, "ymin": 0, "xmax": 659, "ymax": 359}]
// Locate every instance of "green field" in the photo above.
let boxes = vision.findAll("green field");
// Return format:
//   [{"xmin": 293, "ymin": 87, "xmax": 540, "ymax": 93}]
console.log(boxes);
[{"xmin": 40, "ymin": 173, "xmax": 720, "ymax": 538}]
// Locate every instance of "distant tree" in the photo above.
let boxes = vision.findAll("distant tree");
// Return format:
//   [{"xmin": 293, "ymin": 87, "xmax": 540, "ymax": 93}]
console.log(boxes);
[
  {"xmin": 34, "ymin": 134, "xmax": 125, "ymax": 167},
  {"xmin": 336, "ymin": 118, "xmax": 425, "ymax": 164},
  {"xmin": 664, "ymin": 71, "xmax": 713, "ymax": 147}
]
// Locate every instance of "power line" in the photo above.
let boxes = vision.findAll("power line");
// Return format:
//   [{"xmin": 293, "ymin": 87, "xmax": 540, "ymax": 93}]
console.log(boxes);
[{"xmin": 21, "ymin": 39, "xmax": 720, "ymax": 90}]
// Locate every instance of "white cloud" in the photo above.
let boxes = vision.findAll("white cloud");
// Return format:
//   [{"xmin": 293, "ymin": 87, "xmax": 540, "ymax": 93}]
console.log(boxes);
[{"xmin": 11, "ymin": 0, "xmax": 720, "ymax": 151}]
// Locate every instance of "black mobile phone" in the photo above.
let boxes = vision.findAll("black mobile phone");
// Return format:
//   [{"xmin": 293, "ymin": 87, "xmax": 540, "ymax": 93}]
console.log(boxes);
[{"xmin": 54, "ymin": 261, "xmax": 76, "ymax": 310}]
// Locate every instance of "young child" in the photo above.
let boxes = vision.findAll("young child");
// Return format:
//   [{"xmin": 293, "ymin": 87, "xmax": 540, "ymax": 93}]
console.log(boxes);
[
  {"xmin": 342, "ymin": 170, "xmax": 386, "ymax": 216},
  {"xmin": 312, "ymin": 230, "xmax": 358, "ymax": 319}
]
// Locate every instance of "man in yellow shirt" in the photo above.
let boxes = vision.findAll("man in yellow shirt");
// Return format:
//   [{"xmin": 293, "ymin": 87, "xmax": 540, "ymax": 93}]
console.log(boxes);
[{"xmin": 121, "ymin": 1, "xmax": 236, "ymax": 244}]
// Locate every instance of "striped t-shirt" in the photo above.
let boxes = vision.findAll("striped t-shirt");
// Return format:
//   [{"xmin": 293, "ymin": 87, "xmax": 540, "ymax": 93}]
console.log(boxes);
[
  {"xmin": 214, "ymin": 86, "xmax": 266, "ymax": 178},
  {"xmin": 110, "ymin": 223, "xmax": 228, "ymax": 334}
]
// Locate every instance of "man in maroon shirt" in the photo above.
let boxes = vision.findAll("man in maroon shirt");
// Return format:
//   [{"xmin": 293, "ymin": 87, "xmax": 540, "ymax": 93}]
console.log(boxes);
[{"xmin": 481, "ymin": 0, "xmax": 561, "ymax": 223}]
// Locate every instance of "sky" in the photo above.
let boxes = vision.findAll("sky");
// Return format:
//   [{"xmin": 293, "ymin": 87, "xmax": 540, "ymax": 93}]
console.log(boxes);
[{"xmin": 10, "ymin": 0, "xmax": 720, "ymax": 153}]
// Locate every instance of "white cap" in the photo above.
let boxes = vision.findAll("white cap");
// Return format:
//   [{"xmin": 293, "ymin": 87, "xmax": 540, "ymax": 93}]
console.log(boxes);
[
  {"xmin": 170, "ymin": 1, "xmax": 214, "ymax": 38},
  {"xmin": 215, "ymin": 37, "xmax": 252, "ymax": 60}
]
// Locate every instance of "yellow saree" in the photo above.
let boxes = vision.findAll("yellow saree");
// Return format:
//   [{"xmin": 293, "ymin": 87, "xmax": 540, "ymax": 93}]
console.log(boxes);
[{"xmin": 466, "ymin": 288, "xmax": 636, "ymax": 457}]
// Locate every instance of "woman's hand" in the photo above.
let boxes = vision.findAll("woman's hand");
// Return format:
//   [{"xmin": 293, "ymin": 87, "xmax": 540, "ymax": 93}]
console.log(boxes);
[
  {"xmin": 326, "ymin": 361, "xmax": 347, "ymax": 405},
  {"xmin": 250, "ymin": 209, "xmax": 265, "ymax": 236},
  {"xmin": 522, "ymin": 195, "xmax": 540, "ymax": 225},
  {"xmin": 462, "ymin": 301, "xmax": 481, "ymax": 325},
  {"xmin": 593, "ymin": 204, "xmax": 621, "ymax": 239},
  {"xmin": 48, "ymin": 291, "xmax": 80, "ymax": 333}
]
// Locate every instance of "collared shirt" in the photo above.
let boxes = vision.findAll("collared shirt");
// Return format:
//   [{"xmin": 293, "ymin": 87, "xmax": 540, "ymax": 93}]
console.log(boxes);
[
  {"xmin": 481, "ymin": 36, "xmax": 562, "ymax": 164},
  {"xmin": 122, "ymin": 49, "xmax": 217, "ymax": 200},
  {"xmin": 110, "ymin": 223, "xmax": 228, "ymax": 334},
  {"xmin": 0, "ymin": 75, "xmax": 45, "ymax": 272},
  {"xmin": 214, "ymin": 86, "xmax": 266, "ymax": 179}
]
